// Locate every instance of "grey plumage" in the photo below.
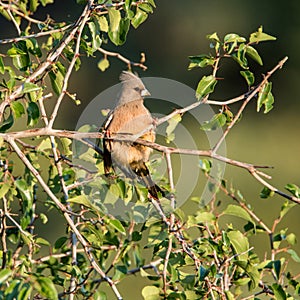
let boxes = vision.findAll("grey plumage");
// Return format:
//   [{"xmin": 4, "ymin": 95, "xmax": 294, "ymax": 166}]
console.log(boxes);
[{"xmin": 102, "ymin": 71, "xmax": 163, "ymax": 199}]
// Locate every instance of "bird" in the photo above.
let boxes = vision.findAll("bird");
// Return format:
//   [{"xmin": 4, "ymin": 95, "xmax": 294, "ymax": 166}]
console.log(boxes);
[{"xmin": 101, "ymin": 71, "xmax": 163, "ymax": 200}]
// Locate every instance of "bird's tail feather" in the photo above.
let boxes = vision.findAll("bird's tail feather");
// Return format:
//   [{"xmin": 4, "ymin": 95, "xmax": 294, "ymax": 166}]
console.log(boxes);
[{"xmin": 130, "ymin": 161, "xmax": 164, "ymax": 200}]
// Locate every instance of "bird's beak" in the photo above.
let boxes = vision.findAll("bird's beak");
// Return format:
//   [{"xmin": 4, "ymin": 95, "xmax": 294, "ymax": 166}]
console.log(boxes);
[{"xmin": 141, "ymin": 88, "xmax": 151, "ymax": 97}]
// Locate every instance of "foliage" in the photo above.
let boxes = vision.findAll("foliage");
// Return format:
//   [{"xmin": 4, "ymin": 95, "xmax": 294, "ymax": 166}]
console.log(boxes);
[{"xmin": 0, "ymin": 1, "xmax": 299, "ymax": 299}]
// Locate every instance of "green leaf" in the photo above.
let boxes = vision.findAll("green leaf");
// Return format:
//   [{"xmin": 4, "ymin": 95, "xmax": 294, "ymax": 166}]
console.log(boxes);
[
  {"xmin": 273, "ymin": 260, "xmax": 281, "ymax": 280},
  {"xmin": 223, "ymin": 204, "xmax": 253, "ymax": 224},
  {"xmin": 260, "ymin": 186, "xmax": 274, "ymax": 198},
  {"xmin": 108, "ymin": 8, "xmax": 121, "ymax": 32},
  {"xmin": 98, "ymin": 58, "xmax": 110, "ymax": 72},
  {"xmin": 68, "ymin": 195, "xmax": 95, "ymax": 210},
  {"xmin": 37, "ymin": 139, "xmax": 52, "ymax": 152},
  {"xmin": 131, "ymin": 8, "xmax": 148, "ymax": 29},
  {"xmin": 224, "ymin": 33, "xmax": 246, "ymax": 44},
  {"xmin": 227, "ymin": 230, "xmax": 249, "ymax": 261},
  {"xmin": 27, "ymin": 102, "xmax": 40, "ymax": 126},
  {"xmin": 94, "ymin": 290, "xmax": 107, "ymax": 300},
  {"xmin": 18, "ymin": 283, "xmax": 32, "ymax": 300},
  {"xmin": 15, "ymin": 179, "xmax": 32, "ymax": 202},
  {"xmin": 22, "ymin": 82, "xmax": 41, "ymax": 94},
  {"xmin": 246, "ymin": 45, "xmax": 263, "ymax": 65},
  {"xmin": 40, "ymin": 0, "xmax": 54, "ymax": 5},
  {"xmin": 198, "ymin": 265, "xmax": 210, "ymax": 281},
  {"xmin": 88, "ymin": 21, "xmax": 102, "ymax": 51},
  {"xmin": 285, "ymin": 183, "xmax": 300, "ymax": 198},
  {"xmin": 112, "ymin": 265, "xmax": 127, "ymax": 281},
  {"xmin": 108, "ymin": 219, "xmax": 126, "ymax": 235},
  {"xmin": 279, "ymin": 201, "xmax": 296, "ymax": 219},
  {"xmin": 232, "ymin": 43, "xmax": 248, "ymax": 69},
  {"xmin": 224, "ymin": 291, "xmax": 235, "ymax": 300},
  {"xmin": 11, "ymin": 101, "xmax": 25, "ymax": 118},
  {"xmin": 234, "ymin": 260, "xmax": 260, "ymax": 290},
  {"xmin": 0, "ymin": 112, "xmax": 14, "ymax": 133},
  {"xmin": 142, "ymin": 285, "xmax": 160, "ymax": 300},
  {"xmin": 287, "ymin": 249, "xmax": 300, "ymax": 263},
  {"xmin": 240, "ymin": 70, "xmax": 255, "ymax": 86},
  {"xmin": 249, "ymin": 26, "xmax": 277, "ymax": 43},
  {"xmin": 139, "ymin": 3, "xmax": 154, "ymax": 13},
  {"xmin": 271, "ymin": 283, "xmax": 287, "ymax": 300},
  {"xmin": 195, "ymin": 75, "xmax": 217, "ymax": 100},
  {"xmin": 188, "ymin": 55, "xmax": 215, "ymax": 70},
  {"xmin": 49, "ymin": 62, "xmax": 66, "ymax": 96},
  {"xmin": 34, "ymin": 277, "xmax": 58, "ymax": 300},
  {"xmin": 30, "ymin": 0, "xmax": 39, "ymax": 13},
  {"xmin": 54, "ymin": 236, "xmax": 68, "ymax": 249},
  {"xmin": 0, "ymin": 183, "xmax": 10, "ymax": 198},
  {"xmin": 108, "ymin": 17, "xmax": 130, "ymax": 46},
  {"xmin": 200, "ymin": 113, "xmax": 226, "ymax": 131},
  {"xmin": 26, "ymin": 38, "xmax": 42, "ymax": 58},
  {"xmin": 60, "ymin": 137, "xmax": 72, "ymax": 156},
  {"xmin": 0, "ymin": 269, "xmax": 12, "ymax": 284},
  {"xmin": 36, "ymin": 237, "xmax": 50, "ymax": 246},
  {"xmin": 206, "ymin": 32, "xmax": 221, "ymax": 51},
  {"xmin": 7, "ymin": 42, "xmax": 30, "ymax": 71},
  {"xmin": 257, "ymin": 81, "xmax": 274, "ymax": 113},
  {"xmin": 0, "ymin": 56, "xmax": 4, "ymax": 74},
  {"xmin": 286, "ymin": 233, "xmax": 297, "ymax": 245},
  {"xmin": 97, "ymin": 15, "xmax": 109, "ymax": 32},
  {"xmin": 40, "ymin": 213, "xmax": 48, "ymax": 224},
  {"xmin": 166, "ymin": 114, "xmax": 181, "ymax": 143},
  {"xmin": 199, "ymin": 159, "xmax": 212, "ymax": 173}
]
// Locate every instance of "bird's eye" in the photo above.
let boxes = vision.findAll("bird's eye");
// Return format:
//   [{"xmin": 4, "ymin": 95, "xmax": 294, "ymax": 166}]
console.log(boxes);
[{"xmin": 134, "ymin": 87, "xmax": 140, "ymax": 92}]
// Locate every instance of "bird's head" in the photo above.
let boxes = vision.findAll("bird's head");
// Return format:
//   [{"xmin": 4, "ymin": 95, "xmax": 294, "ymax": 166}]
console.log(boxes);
[{"xmin": 117, "ymin": 71, "xmax": 150, "ymax": 105}]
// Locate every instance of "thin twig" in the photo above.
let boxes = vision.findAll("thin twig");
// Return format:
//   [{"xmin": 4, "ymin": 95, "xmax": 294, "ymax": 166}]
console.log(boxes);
[
  {"xmin": 0, "ymin": 25, "xmax": 73, "ymax": 44},
  {"xmin": 98, "ymin": 47, "xmax": 147, "ymax": 71}
]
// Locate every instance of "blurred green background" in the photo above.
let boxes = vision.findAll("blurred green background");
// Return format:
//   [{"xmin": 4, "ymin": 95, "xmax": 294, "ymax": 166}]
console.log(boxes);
[{"xmin": 1, "ymin": 0, "xmax": 300, "ymax": 298}]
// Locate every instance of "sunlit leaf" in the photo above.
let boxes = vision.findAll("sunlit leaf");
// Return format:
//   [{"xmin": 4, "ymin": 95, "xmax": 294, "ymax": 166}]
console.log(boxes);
[
  {"xmin": 97, "ymin": 15, "xmax": 109, "ymax": 32},
  {"xmin": 131, "ymin": 8, "xmax": 148, "ymax": 29},
  {"xmin": 11, "ymin": 101, "xmax": 25, "ymax": 118},
  {"xmin": 227, "ymin": 230, "xmax": 249, "ymax": 261},
  {"xmin": 223, "ymin": 204, "xmax": 253, "ymax": 224},
  {"xmin": 240, "ymin": 70, "xmax": 255, "ymax": 86},
  {"xmin": 260, "ymin": 186, "xmax": 274, "ymax": 198},
  {"xmin": 287, "ymin": 249, "xmax": 300, "ymax": 263},
  {"xmin": 285, "ymin": 183, "xmax": 300, "ymax": 198},
  {"xmin": 88, "ymin": 21, "xmax": 102, "ymax": 51},
  {"xmin": 279, "ymin": 201, "xmax": 296, "ymax": 219},
  {"xmin": 166, "ymin": 113, "xmax": 181, "ymax": 143},
  {"xmin": 246, "ymin": 45, "xmax": 263, "ymax": 65},
  {"xmin": 271, "ymin": 283, "xmax": 287, "ymax": 300},
  {"xmin": 195, "ymin": 75, "xmax": 217, "ymax": 99},
  {"xmin": 0, "ymin": 269, "xmax": 12, "ymax": 284},
  {"xmin": 98, "ymin": 58, "xmax": 110, "ymax": 72},
  {"xmin": 0, "ymin": 56, "xmax": 4, "ymax": 74},
  {"xmin": 257, "ymin": 81, "xmax": 274, "ymax": 113},
  {"xmin": 200, "ymin": 113, "xmax": 226, "ymax": 131},
  {"xmin": 232, "ymin": 43, "xmax": 248, "ymax": 69},
  {"xmin": 22, "ymin": 82, "xmax": 41, "ymax": 94},
  {"xmin": 49, "ymin": 62, "xmax": 66, "ymax": 96},
  {"xmin": 142, "ymin": 285, "xmax": 160, "ymax": 300},
  {"xmin": 188, "ymin": 55, "xmax": 215, "ymax": 70},
  {"xmin": 108, "ymin": 219, "xmax": 126, "ymax": 235},
  {"xmin": 234, "ymin": 260, "xmax": 260, "ymax": 290},
  {"xmin": 250, "ymin": 26, "xmax": 277, "ymax": 43},
  {"xmin": 34, "ymin": 277, "xmax": 58, "ymax": 300}
]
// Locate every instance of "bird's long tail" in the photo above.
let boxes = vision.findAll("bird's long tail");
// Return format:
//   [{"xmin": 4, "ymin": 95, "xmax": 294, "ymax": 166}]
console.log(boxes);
[{"xmin": 130, "ymin": 161, "xmax": 164, "ymax": 200}]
